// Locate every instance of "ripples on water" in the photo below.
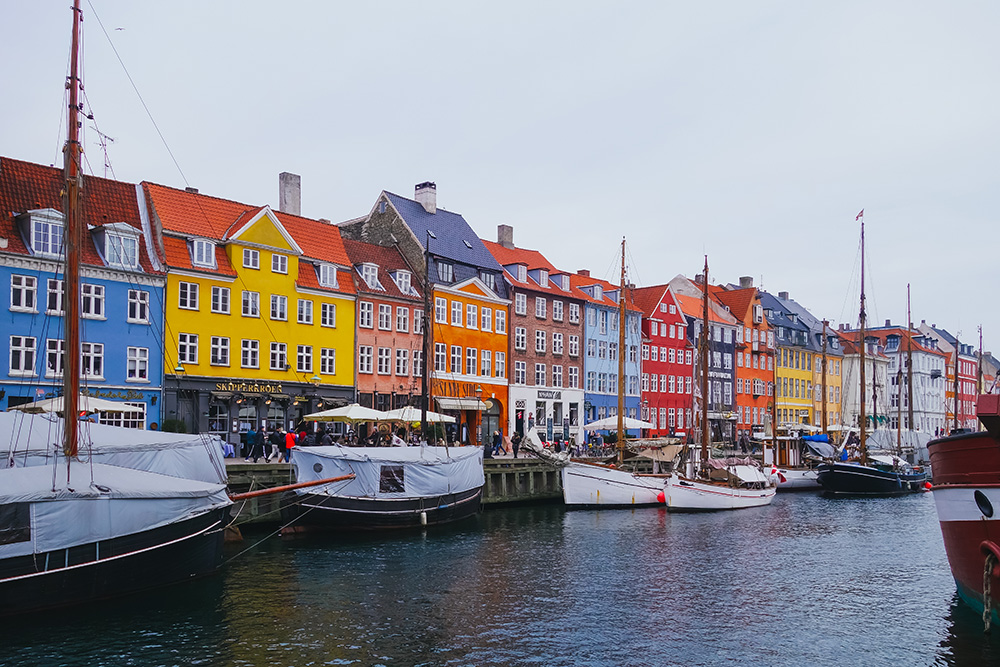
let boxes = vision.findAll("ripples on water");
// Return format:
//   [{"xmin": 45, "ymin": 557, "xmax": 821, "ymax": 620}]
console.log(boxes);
[{"xmin": 2, "ymin": 494, "xmax": 999, "ymax": 666}]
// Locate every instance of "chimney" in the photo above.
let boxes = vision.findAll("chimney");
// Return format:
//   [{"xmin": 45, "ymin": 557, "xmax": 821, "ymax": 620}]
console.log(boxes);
[
  {"xmin": 279, "ymin": 172, "xmax": 301, "ymax": 216},
  {"xmin": 498, "ymin": 224, "xmax": 514, "ymax": 249},
  {"xmin": 415, "ymin": 181, "xmax": 436, "ymax": 214},
  {"xmin": 885, "ymin": 319, "xmax": 891, "ymax": 327},
  {"xmin": 778, "ymin": 291, "xmax": 789, "ymax": 300},
  {"xmin": 739, "ymin": 276, "xmax": 753, "ymax": 289},
  {"xmin": 577, "ymin": 269, "xmax": 590, "ymax": 277},
  {"xmin": 185, "ymin": 186, "xmax": 199, "ymax": 194},
  {"xmin": 694, "ymin": 273, "xmax": 705, "ymax": 285}
]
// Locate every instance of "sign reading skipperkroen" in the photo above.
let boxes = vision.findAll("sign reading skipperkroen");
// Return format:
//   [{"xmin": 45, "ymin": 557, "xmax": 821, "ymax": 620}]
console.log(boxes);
[{"xmin": 214, "ymin": 381, "xmax": 284, "ymax": 395}]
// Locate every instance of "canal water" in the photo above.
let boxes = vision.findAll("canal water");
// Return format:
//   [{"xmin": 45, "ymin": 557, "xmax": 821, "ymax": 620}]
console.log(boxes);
[{"xmin": 2, "ymin": 492, "xmax": 998, "ymax": 666}]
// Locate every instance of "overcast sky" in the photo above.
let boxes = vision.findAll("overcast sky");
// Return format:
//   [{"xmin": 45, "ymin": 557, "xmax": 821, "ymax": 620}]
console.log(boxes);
[{"xmin": 5, "ymin": 1, "xmax": 998, "ymax": 356}]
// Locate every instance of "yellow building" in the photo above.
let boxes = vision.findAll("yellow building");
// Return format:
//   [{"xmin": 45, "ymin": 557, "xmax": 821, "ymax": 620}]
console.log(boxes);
[
  {"xmin": 145, "ymin": 182, "xmax": 356, "ymax": 443},
  {"xmin": 810, "ymin": 329, "xmax": 844, "ymax": 429}
]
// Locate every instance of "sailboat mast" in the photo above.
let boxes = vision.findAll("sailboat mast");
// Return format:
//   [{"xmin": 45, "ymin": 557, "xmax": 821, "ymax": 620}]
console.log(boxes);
[
  {"xmin": 896, "ymin": 363, "xmax": 903, "ymax": 454},
  {"xmin": 617, "ymin": 238, "xmax": 626, "ymax": 465},
  {"xmin": 821, "ymin": 319, "xmax": 828, "ymax": 433},
  {"xmin": 700, "ymin": 256, "xmax": 709, "ymax": 472},
  {"xmin": 907, "ymin": 285, "xmax": 914, "ymax": 433},
  {"xmin": 420, "ymin": 232, "xmax": 432, "ymax": 439},
  {"xmin": 859, "ymin": 216, "xmax": 867, "ymax": 466},
  {"xmin": 62, "ymin": 0, "xmax": 83, "ymax": 458},
  {"xmin": 953, "ymin": 341, "xmax": 960, "ymax": 433}
]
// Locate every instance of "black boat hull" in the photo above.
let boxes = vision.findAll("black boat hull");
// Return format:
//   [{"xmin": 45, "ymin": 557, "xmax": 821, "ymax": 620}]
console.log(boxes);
[
  {"xmin": 283, "ymin": 486, "xmax": 482, "ymax": 531},
  {"xmin": 816, "ymin": 462, "xmax": 927, "ymax": 497},
  {"xmin": 0, "ymin": 506, "xmax": 229, "ymax": 617}
]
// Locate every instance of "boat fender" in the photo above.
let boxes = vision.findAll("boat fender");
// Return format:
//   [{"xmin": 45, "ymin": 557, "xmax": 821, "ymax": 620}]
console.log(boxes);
[
  {"xmin": 923, "ymin": 481, "xmax": 933, "ymax": 492},
  {"xmin": 656, "ymin": 491, "xmax": 665, "ymax": 504}
]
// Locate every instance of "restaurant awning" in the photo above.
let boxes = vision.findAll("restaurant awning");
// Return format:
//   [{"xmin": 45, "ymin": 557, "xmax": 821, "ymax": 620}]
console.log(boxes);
[{"xmin": 435, "ymin": 397, "xmax": 489, "ymax": 411}]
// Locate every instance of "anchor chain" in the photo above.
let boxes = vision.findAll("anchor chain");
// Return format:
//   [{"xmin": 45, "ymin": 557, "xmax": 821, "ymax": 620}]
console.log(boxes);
[{"xmin": 984, "ymin": 551, "xmax": 997, "ymax": 633}]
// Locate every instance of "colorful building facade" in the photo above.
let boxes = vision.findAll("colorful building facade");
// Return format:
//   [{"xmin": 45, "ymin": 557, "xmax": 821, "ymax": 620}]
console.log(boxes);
[{"xmin": 633, "ymin": 285, "xmax": 692, "ymax": 438}]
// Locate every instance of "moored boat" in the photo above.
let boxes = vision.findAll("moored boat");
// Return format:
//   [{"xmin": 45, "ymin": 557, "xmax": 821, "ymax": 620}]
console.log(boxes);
[{"xmin": 929, "ymin": 394, "xmax": 1000, "ymax": 625}]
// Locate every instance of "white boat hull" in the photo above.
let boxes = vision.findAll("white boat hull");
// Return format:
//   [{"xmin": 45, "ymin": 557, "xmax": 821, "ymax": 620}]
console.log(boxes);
[
  {"xmin": 664, "ymin": 475, "xmax": 776, "ymax": 511},
  {"xmin": 561, "ymin": 462, "xmax": 665, "ymax": 507},
  {"xmin": 774, "ymin": 467, "xmax": 821, "ymax": 491}
]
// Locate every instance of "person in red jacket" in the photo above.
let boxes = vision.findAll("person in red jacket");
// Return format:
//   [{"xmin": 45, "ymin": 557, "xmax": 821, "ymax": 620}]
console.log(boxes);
[{"xmin": 282, "ymin": 428, "xmax": 295, "ymax": 462}]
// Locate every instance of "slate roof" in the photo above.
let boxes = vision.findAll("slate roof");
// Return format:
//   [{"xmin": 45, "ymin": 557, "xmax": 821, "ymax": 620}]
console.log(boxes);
[
  {"xmin": 384, "ymin": 191, "xmax": 502, "ymax": 272},
  {"xmin": 342, "ymin": 238, "xmax": 422, "ymax": 302},
  {"xmin": 0, "ymin": 156, "xmax": 158, "ymax": 273}
]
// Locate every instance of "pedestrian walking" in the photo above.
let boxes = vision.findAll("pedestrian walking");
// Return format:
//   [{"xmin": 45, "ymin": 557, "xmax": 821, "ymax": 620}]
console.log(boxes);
[
  {"xmin": 511, "ymin": 431, "xmax": 522, "ymax": 459},
  {"xmin": 268, "ymin": 427, "xmax": 283, "ymax": 462},
  {"xmin": 492, "ymin": 430, "xmax": 503, "ymax": 456},
  {"xmin": 243, "ymin": 425, "xmax": 257, "ymax": 461},
  {"xmin": 283, "ymin": 428, "xmax": 296, "ymax": 462},
  {"xmin": 248, "ymin": 425, "xmax": 267, "ymax": 463}
]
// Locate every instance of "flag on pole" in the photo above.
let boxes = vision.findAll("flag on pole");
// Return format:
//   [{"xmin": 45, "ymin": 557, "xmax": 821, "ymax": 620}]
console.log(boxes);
[{"xmin": 856, "ymin": 209, "xmax": 864, "ymax": 220}]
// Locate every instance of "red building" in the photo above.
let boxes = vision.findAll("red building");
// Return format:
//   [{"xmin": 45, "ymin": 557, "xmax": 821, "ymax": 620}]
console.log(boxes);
[{"xmin": 632, "ymin": 285, "xmax": 692, "ymax": 438}]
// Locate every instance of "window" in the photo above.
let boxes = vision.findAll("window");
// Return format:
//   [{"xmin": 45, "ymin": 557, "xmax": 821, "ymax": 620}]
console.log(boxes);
[
  {"xmin": 397, "ymin": 307, "xmax": 409, "ymax": 332},
  {"xmin": 320, "ymin": 348, "xmax": 336, "ymax": 375},
  {"xmin": 451, "ymin": 301, "xmax": 463, "ymax": 326},
  {"xmin": 514, "ymin": 293, "xmax": 527, "ymax": 316},
  {"xmin": 10, "ymin": 276, "xmax": 36, "ymax": 312},
  {"xmin": 569, "ymin": 303, "xmax": 580, "ymax": 324},
  {"xmin": 359, "ymin": 301, "xmax": 374, "ymax": 328},
  {"xmin": 395, "ymin": 349, "xmax": 409, "ymax": 376},
  {"xmin": 516, "ymin": 265, "xmax": 527, "ymax": 282},
  {"xmin": 586, "ymin": 371, "xmax": 596, "ymax": 391},
  {"xmin": 552, "ymin": 365, "xmax": 563, "ymax": 387},
  {"xmin": 568, "ymin": 366, "xmax": 579, "ymax": 388},
  {"xmin": 243, "ymin": 248, "xmax": 260, "ymax": 269},
  {"xmin": 31, "ymin": 217, "xmax": 64, "ymax": 256},
  {"xmin": 434, "ymin": 343, "xmax": 447, "ymax": 372},
  {"xmin": 495, "ymin": 310, "xmax": 507, "ymax": 334},
  {"xmin": 321, "ymin": 303, "xmax": 337, "ymax": 327},
  {"xmin": 412, "ymin": 350, "xmax": 423, "ymax": 376},
  {"xmin": 599, "ymin": 341, "xmax": 607, "ymax": 359},
  {"xmin": 535, "ymin": 363, "xmax": 546, "ymax": 386},
  {"xmin": 297, "ymin": 345, "xmax": 313, "ymax": 373},
  {"xmin": 46, "ymin": 338, "xmax": 65, "ymax": 376},
  {"xmin": 481, "ymin": 350, "xmax": 492, "ymax": 377},
  {"xmin": 495, "ymin": 352, "xmax": 506, "ymax": 378},
  {"xmin": 298, "ymin": 299, "xmax": 313, "ymax": 324},
  {"xmin": 318, "ymin": 264, "xmax": 338, "ymax": 288},
  {"xmin": 128, "ymin": 289, "xmax": 149, "ymax": 323},
  {"xmin": 98, "ymin": 401, "xmax": 146, "ymax": 430},
  {"xmin": 79, "ymin": 342, "xmax": 104, "ymax": 378},
  {"xmin": 609, "ymin": 343, "xmax": 618, "ymax": 361},
  {"xmin": 126, "ymin": 346, "xmax": 148, "ymax": 381},
  {"xmin": 272, "ymin": 253, "xmax": 288, "ymax": 274},
  {"xmin": 211, "ymin": 286, "xmax": 230, "ymax": 314},
  {"xmin": 47, "ymin": 279, "xmax": 64, "ymax": 315},
  {"xmin": 435, "ymin": 297, "xmax": 447, "ymax": 323},
  {"xmin": 378, "ymin": 304, "xmax": 392, "ymax": 330},
  {"xmin": 394, "ymin": 271, "xmax": 412, "ymax": 294},
  {"xmin": 9, "ymin": 336, "xmax": 36, "ymax": 375},
  {"xmin": 361, "ymin": 263, "xmax": 379, "ymax": 288},
  {"xmin": 436, "ymin": 262, "xmax": 454, "ymax": 282},
  {"xmin": 481, "ymin": 307, "xmax": 492, "ymax": 331},
  {"xmin": 80, "ymin": 284, "xmax": 105, "ymax": 319},
  {"xmin": 450, "ymin": 346, "xmax": 462, "ymax": 373},
  {"xmin": 176, "ymin": 282, "xmax": 199, "ymax": 311},
  {"xmin": 193, "ymin": 239, "xmax": 215, "ymax": 268},
  {"xmin": 535, "ymin": 297, "xmax": 547, "ymax": 319},
  {"xmin": 514, "ymin": 327, "xmax": 527, "ymax": 350},
  {"xmin": 480, "ymin": 272, "xmax": 497, "ymax": 292},
  {"xmin": 642, "ymin": 373, "xmax": 649, "ymax": 391},
  {"xmin": 270, "ymin": 295, "xmax": 288, "ymax": 321},
  {"xmin": 553, "ymin": 332, "xmax": 564, "ymax": 355},
  {"xmin": 599, "ymin": 311, "xmax": 608, "ymax": 335},
  {"xmin": 514, "ymin": 361, "xmax": 527, "ymax": 385},
  {"xmin": 414, "ymin": 309, "xmax": 423, "ymax": 334},
  {"xmin": 270, "ymin": 342, "xmax": 287, "ymax": 371},
  {"xmin": 568, "ymin": 335, "xmax": 579, "ymax": 357},
  {"xmin": 178, "ymin": 333, "xmax": 198, "ymax": 364},
  {"xmin": 358, "ymin": 345, "xmax": 373, "ymax": 373},
  {"xmin": 535, "ymin": 330, "xmax": 547, "ymax": 353},
  {"xmin": 241, "ymin": 339, "xmax": 259, "ymax": 368},
  {"xmin": 210, "ymin": 336, "xmax": 230, "ymax": 366},
  {"xmin": 587, "ymin": 339, "xmax": 596, "ymax": 357},
  {"xmin": 466, "ymin": 303, "xmax": 478, "ymax": 329},
  {"xmin": 466, "ymin": 348, "xmax": 477, "ymax": 376},
  {"xmin": 553, "ymin": 300, "xmax": 564, "ymax": 322},
  {"xmin": 686, "ymin": 350, "xmax": 693, "ymax": 365}
]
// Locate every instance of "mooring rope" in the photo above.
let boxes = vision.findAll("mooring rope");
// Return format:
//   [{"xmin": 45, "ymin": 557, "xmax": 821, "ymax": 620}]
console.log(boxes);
[{"xmin": 984, "ymin": 551, "xmax": 997, "ymax": 633}]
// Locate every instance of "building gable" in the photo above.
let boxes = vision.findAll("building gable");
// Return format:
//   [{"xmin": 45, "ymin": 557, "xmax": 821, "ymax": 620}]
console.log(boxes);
[{"xmin": 227, "ymin": 206, "xmax": 302, "ymax": 254}]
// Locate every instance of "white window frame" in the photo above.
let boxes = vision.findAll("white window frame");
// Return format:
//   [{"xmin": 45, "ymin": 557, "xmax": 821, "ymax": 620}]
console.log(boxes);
[
  {"xmin": 10, "ymin": 275, "xmax": 37, "ymax": 312},
  {"xmin": 535, "ymin": 297, "xmax": 547, "ymax": 319},
  {"xmin": 178, "ymin": 333, "xmax": 198, "ymax": 365},
  {"xmin": 481, "ymin": 307, "xmax": 492, "ymax": 331},
  {"xmin": 81, "ymin": 283, "xmax": 105, "ymax": 319},
  {"xmin": 495, "ymin": 310, "xmax": 507, "ymax": 334},
  {"xmin": 515, "ymin": 327, "xmax": 527, "ymax": 351},
  {"xmin": 126, "ymin": 346, "xmax": 149, "ymax": 381},
  {"xmin": 451, "ymin": 301, "xmax": 463, "ymax": 326},
  {"xmin": 240, "ymin": 291, "xmax": 258, "ymax": 320},
  {"xmin": 396, "ymin": 306, "xmax": 409, "ymax": 332},
  {"xmin": 466, "ymin": 303, "xmax": 478, "ymax": 329},
  {"xmin": 377, "ymin": 347, "xmax": 392, "ymax": 375},
  {"xmin": 358, "ymin": 345, "xmax": 373, "ymax": 374},
  {"xmin": 298, "ymin": 298, "xmax": 313, "ymax": 324},
  {"xmin": 320, "ymin": 347, "xmax": 336, "ymax": 375},
  {"xmin": 210, "ymin": 336, "xmax": 230, "ymax": 366},
  {"xmin": 378, "ymin": 304, "xmax": 392, "ymax": 330},
  {"xmin": 47, "ymin": 279, "xmax": 64, "ymax": 315},
  {"xmin": 515, "ymin": 293, "xmax": 527, "ymax": 316},
  {"xmin": 45, "ymin": 338, "xmax": 65, "ymax": 377},
  {"xmin": 241, "ymin": 339, "xmax": 260, "ymax": 369},
  {"xmin": 396, "ymin": 348, "xmax": 409, "ymax": 376},
  {"xmin": 297, "ymin": 345, "xmax": 313, "ymax": 373},
  {"xmin": 81, "ymin": 343, "xmax": 106, "ymax": 382},
  {"xmin": 128, "ymin": 289, "xmax": 150, "ymax": 323},
  {"xmin": 318, "ymin": 263, "xmax": 339, "ymax": 288},
  {"xmin": 272, "ymin": 253, "xmax": 288, "ymax": 274},
  {"xmin": 552, "ymin": 300, "xmax": 563, "ymax": 322},
  {"xmin": 243, "ymin": 248, "xmax": 260, "ymax": 269},
  {"xmin": 495, "ymin": 352, "xmax": 506, "ymax": 378},
  {"xmin": 9, "ymin": 335, "xmax": 36, "ymax": 376},
  {"xmin": 359, "ymin": 301, "xmax": 374, "ymax": 328},
  {"xmin": 321, "ymin": 302, "xmax": 336, "ymax": 328},
  {"xmin": 211, "ymin": 286, "xmax": 230, "ymax": 314},
  {"xmin": 192, "ymin": 239, "xmax": 216, "ymax": 268},
  {"xmin": 178, "ymin": 282, "xmax": 199, "ymax": 311},
  {"xmin": 270, "ymin": 342, "xmax": 288, "ymax": 371},
  {"xmin": 270, "ymin": 294, "xmax": 288, "ymax": 321}
]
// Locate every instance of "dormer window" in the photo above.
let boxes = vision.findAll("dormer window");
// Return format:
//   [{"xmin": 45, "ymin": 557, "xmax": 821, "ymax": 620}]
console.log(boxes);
[
  {"xmin": 22, "ymin": 209, "xmax": 65, "ymax": 258},
  {"xmin": 361, "ymin": 263, "xmax": 380, "ymax": 289},
  {"xmin": 318, "ymin": 263, "xmax": 338, "ymax": 288},
  {"xmin": 538, "ymin": 270, "xmax": 549, "ymax": 288},
  {"xmin": 394, "ymin": 270, "xmax": 412, "ymax": 294},
  {"xmin": 106, "ymin": 233, "xmax": 139, "ymax": 270},
  {"xmin": 192, "ymin": 239, "xmax": 216, "ymax": 269},
  {"xmin": 479, "ymin": 271, "xmax": 496, "ymax": 292},
  {"xmin": 436, "ymin": 261, "xmax": 454, "ymax": 283},
  {"xmin": 560, "ymin": 275, "xmax": 570, "ymax": 291},
  {"xmin": 593, "ymin": 285, "xmax": 603, "ymax": 301},
  {"xmin": 517, "ymin": 265, "xmax": 527, "ymax": 283}
]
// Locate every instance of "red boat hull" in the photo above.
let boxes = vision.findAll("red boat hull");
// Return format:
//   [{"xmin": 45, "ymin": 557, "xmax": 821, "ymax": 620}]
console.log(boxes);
[{"xmin": 929, "ymin": 424, "xmax": 1000, "ymax": 623}]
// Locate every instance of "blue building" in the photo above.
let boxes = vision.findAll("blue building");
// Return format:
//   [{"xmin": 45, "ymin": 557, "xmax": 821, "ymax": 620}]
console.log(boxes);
[
  {"xmin": 571, "ymin": 271, "xmax": 642, "ymax": 437},
  {"xmin": 0, "ymin": 157, "xmax": 165, "ymax": 429}
]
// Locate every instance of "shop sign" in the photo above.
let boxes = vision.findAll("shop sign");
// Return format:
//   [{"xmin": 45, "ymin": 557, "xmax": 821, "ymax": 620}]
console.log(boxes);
[
  {"xmin": 537, "ymin": 390, "xmax": 561, "ymax": 400},
  {"xmin": 81, "ymin": 388, "xmax": 147, "ymax": 401},
  {"xmin": 214, "ymin": 381, "xmax": 283, "ymax": 395},
  {"xmin": 431, "ymin": 379, "xmax": 487, "ymax": 399}
]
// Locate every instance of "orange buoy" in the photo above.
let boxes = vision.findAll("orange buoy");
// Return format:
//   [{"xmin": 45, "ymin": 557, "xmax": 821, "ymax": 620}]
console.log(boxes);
[{"xmin": 924, "ymin": 481, "xmax": 933, "ymax": 491}]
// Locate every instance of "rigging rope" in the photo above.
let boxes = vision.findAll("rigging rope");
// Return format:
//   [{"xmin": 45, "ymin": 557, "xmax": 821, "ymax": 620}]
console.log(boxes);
[{"xmin": 984, "ymin": 551, "xmax": 997, "ymax": 633}]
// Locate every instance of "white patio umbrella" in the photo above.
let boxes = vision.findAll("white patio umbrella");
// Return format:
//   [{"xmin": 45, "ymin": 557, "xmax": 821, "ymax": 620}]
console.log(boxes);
[
  {"xmin": 9, "ymin": 394, "xmax": 128, "ymax": 415},
  {"xmin": 381, "ymin": 405, "xmax": 456, "ymax": 424},
  {"xmin": 582, "ymin": 415, "xmax": 654, "ymax": 431},
  {"xmin": 303, "ymin": 403, "xmax": 388, "ymax": 423}
]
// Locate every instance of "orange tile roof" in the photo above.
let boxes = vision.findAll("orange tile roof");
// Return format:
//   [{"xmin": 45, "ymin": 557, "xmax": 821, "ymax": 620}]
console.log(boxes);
[
  {"xmin": 162, "ymin": 235, "xmax": 237, "ymax": 276},
  {"xmin": 673, "ymin": 292, "xmax": 732, "ymax": 325},
  {"xmin": 483, "ymin": 240, "xmax": 587, "ymax": 299},
  {"xmin": 710, "ymin": 285, "xmax": 758, "ymax": 324},
  {"xmin": 296, "ymin": 262, "xmax": 355, "ymax": 296},
  {"xmin": 144, "ymin": 181, "xmax": 351, "ymax": 267},
  {"xmin": 0, "ymin": 156, "xmax": 158, "ymax": 272},
  {"xmin": 342, "ymin": 239, "xmax": 422, "ymax": 301},
  {"xmin": 630, "ymin": 284, "xmax": 671, "ymax": 318}
]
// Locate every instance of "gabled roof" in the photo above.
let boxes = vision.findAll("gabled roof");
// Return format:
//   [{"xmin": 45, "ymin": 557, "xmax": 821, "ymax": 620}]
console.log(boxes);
[
  {"xmin": 482, "ymin": 240, "xmax": 582, "ymax": 299},
  {"xmin": 342, "ymin": 239, "xmax": 422, "ymax": 302},
  {"xmin": 0, "ymin": 156, "xmax": 158, "ymax": 273},
  {"xmin": 384, "ymin": 191, "xmax": 502, "ymax": 272},
  {"xmin": 630, "ymin": 284, "xmax": 672, "ymax": 318},
  {"xmin": 710, "ymin": 285, "xmax": 758, "ymax": 324},
  {"xmin": 667, "ymin": 274, "xmax": 738, "ymax": 326},
  {"xmin": 144, "ymin": 182, "xmax": 350, "ymax": 267}
]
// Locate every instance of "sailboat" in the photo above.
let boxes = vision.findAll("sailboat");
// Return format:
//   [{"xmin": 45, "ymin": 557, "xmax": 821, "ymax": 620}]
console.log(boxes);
[
  {"xmin": 0, "ymin": 1, "xmax": 233, "ymax": 616},
  {"xmin": 816, "ymin": 213, "xmax": 927, "ymax": 496},
  {"xmin": 662, "ymin": 257, "xmax": 776, "ymax": 511},
  {"xmin": 528, "ymin": 239, "xmax": 671, "ymax": 508}
]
